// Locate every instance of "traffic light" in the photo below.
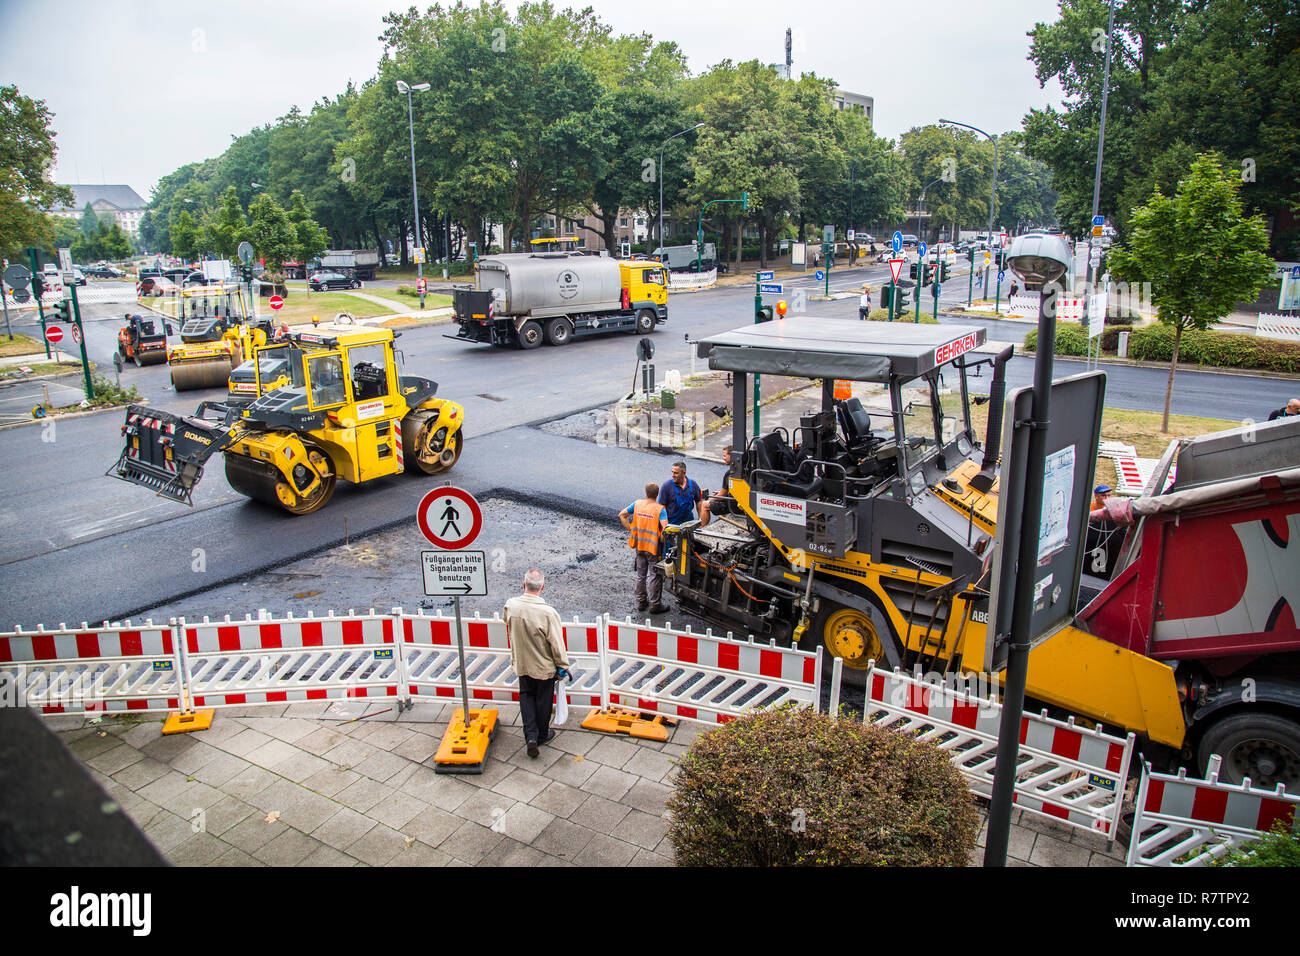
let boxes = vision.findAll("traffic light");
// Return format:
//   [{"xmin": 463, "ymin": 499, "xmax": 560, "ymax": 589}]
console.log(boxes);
[
  {"xmin": 52, "ymin": 299, "xmax": 71, "ymax": 323},
  {"xmin": 757, "ymin": 305, "xmax": 774, "ymax": 322},
  {"xmin": 941, "ymin": 261, "xmax": 951, "ymax": 281},
  {"xmin": 31, "ymin": 273, "xmax": 45, "ymax": 297},
  {"xmin": 896, "ymin": 283, "xmax": 912, "ymax": 314},
  {"xmin": 909, "ymin": 263, "xmax": 919, "ymax": 280},
  {"xmin": 880, "ymin": 284, "xmax": 894, "ymax": 310}
]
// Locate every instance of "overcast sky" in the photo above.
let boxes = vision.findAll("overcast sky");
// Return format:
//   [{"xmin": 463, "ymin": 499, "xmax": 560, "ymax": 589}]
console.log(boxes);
[{"xmin": 1, "ymin": 0, "xmax": 1066, "ymax": 200}]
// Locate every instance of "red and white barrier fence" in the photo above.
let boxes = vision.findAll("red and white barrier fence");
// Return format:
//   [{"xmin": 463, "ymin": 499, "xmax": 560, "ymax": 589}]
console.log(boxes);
[
  {"xmin": 0, "ymin": 621, "xmax": 183, "ymax": 715},
  {"xmin": 862, "ymin": 663, "xmax": 1135, "ymax": 841},
  {"xmin": 179, "ymin": 609, "xmax": 401, "ymax": 709},
  {"xmin": 1126, "ymin": 757, "xmax": 1299, "ymax": 866},
  {"xmin": 603, "ymin": 617, "xmax": 825, "ymax": 725}
]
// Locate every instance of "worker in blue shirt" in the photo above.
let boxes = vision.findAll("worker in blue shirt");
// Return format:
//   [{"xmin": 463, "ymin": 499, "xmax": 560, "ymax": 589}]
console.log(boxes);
[{"xmin": 657, "ymin": 460, "xmax": 709, "ymax": 528}]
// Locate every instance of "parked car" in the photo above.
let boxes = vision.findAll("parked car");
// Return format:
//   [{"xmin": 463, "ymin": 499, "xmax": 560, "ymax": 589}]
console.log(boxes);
[
  {"xmin": 901, "ymin": 234, "xmax": 919, "ymax": 247},
  {"xmin": 69, "ymin": 268, "xmax": 87, "ymax": 287},
  {"xmin": 136, "ymin": 276, "xmax": 179, "ymax": 297},
  {"xmin": 308, "ymin": 271, "xmax": 361, "ymax": 291}
]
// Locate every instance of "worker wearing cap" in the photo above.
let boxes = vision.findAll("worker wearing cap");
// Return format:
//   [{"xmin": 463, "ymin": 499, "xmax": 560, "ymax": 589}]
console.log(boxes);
[{"xmin": 1092, "ymin": 485, "xmax": 1113, "ymax": 511}]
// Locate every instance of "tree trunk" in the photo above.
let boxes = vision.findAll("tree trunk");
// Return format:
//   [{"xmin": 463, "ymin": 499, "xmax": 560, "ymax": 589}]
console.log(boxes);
[
  {"xmin": 399, "ymin": 221, "xmax": 408, "ymax": 267},
  {"xmin": 759, "ymin": 218, "xmax": 768, "ymax": 268},
  {"xmin": 1162, "ymin": 321, "xmax": 1183, "ymax": 433},
  {"xmin": 735, "ymin": 218, "xmax": 742, "ymax": 269}
]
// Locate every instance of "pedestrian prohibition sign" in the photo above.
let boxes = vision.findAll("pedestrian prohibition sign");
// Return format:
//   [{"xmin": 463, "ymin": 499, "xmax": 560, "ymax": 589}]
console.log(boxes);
[{"xmin": 416, "ymin": 486, "xmax": 482, "ymax": 549}]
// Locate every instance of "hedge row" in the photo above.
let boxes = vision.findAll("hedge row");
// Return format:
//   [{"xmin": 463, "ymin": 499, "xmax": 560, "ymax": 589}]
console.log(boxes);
[
  {"xmin": 1023, "ymin": 323, "xmax": 1300, "ymax": 373},
  {"xmin": 866, "ymin": 308, "xmax": 938, "ymax": 325}
]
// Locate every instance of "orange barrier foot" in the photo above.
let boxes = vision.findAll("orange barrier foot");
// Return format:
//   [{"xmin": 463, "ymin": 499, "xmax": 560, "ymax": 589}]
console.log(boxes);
[
  {"xmin": 434, "ymin": 708, "xmax": 499, "ymax": 774},
  {"xmin": 581, "ymin": 707, "xmax": 676, "ymax": 742},
  {"xmin": 162, "ymin": 709, "xmax": 215, "ymax": 735}
]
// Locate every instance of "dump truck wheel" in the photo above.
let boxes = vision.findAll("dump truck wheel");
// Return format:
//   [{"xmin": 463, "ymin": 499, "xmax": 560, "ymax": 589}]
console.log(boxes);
[
  {"xmin": 545, "ymin": 318, "xmax": 572, "ymax": 346},
  {"xmin": 635, "ymin": 309, "xmax": 656, "ymax": 334},
  {"xmin": 1196, "ymin": 712, "xmax": 1300, "ymax": 792},
  {"xmin": 802, "ymin": 598, "xmax": 895, "ymax": 687},
  {"xmin": 517, "ymin": 320, "xmax": 543, "ymax": 350}
]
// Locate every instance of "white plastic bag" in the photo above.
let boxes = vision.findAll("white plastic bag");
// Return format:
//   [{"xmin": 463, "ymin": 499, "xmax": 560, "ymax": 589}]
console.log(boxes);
[{"xmin": 554, "ymin": 681, "xmax": 569, "ymax": 726}]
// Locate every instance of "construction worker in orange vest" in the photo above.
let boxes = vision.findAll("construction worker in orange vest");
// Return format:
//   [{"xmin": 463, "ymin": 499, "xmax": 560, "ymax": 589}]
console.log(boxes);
[{"xmin": 619, "ymin": 482, "xmax": 669, "ymax": 615}]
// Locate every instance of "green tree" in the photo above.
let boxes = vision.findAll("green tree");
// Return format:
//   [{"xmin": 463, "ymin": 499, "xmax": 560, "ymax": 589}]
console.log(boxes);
[
  {"xmin": 246, "ymin": 193, "xmax": 295, "ymax": 275},
  {"xmin": 287, "ymin": 189, "xmax": 330, "ymax": 283},
  {"xmin": 0, "ymin": 85, "xmax": 74, "ymax": 257},
  {"xmin": 1107, "ymin": 154, "xmax": 1273, "ymax": 431},
  {"xmin": 102, "ymin": 220, "xmax": 132, "ymax": 261},
  {"xmin": 78, "ymin": 202, "xmax": 98, "ymax": 239},
  {"xmin": 201, "ymin": 186, "xmax": 247, "ymax": 261},
  {"xmin": 170, "ymin": 209, "xmax": 200, "ymax": 260},
  {"xmin": 1023, "ymin": 0, "xmax": 1298, "ymax": 251}
]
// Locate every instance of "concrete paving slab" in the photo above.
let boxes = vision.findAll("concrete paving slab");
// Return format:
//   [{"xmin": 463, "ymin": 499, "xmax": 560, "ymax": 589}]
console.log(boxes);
[{"xmin": 345, "ymin": 823, "xmax": 411, "ymax": 866}]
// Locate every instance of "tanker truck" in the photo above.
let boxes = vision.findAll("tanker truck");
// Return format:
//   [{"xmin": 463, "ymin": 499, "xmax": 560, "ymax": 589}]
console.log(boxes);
[{"xmin": 447, "ymin": 251, "xmax": 668, "ymax": 349}]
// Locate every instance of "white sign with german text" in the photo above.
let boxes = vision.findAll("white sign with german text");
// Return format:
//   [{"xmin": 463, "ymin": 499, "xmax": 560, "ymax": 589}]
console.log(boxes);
[
  {"xmin": 421, "ymin": 550, "xmax": 487, "ymax": 597},
  {"xmin": 756, "ymin": 492, "xmax": 807, "ymax": 526}
]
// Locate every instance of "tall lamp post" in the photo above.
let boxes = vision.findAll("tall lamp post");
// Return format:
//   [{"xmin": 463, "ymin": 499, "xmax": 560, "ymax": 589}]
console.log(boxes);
[
  {"xmin": 658, "ymin": 123, "xmax": 704, "ymax": 260},
  {"xmin": 397, "ymin": 79, "xmax": 431, "ymax": 308},
  {"xmin": 1083, "ymin": 0, "xmax": 1118, "ymax": 365},
  {"xmin": 941, "ymin": 119, "xmax": 999, "ymax": 300}
]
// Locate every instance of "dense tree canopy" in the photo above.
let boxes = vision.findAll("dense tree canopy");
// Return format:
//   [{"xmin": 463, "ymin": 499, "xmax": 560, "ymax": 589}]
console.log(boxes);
[{"xmin": 0, "ymin": 85, "xmax": 75, "ymax": 258}]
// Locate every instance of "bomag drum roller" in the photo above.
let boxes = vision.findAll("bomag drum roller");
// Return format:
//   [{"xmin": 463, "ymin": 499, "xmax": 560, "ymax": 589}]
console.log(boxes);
[
  {"xmin": 111, "ymin": 320, "xmax": 465, "ymax": 516},
  {"xmin": 167, "ymin": 285, "xmax": 269, "ymax": 391}
]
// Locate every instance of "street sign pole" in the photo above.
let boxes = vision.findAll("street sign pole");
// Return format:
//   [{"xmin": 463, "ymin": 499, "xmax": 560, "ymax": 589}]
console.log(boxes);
[
  {"xmin": 753, "ymin": 274, "xmax": 762, "ymax": 437},
  {"xmin": 995, "ymin": 271, "xmax": 1003, "ymax": 316},
  {"xmin": 28, "ymin": 248, "xmax": 50, "ymax": 359},
  {"xmin": 68, "ymin": 282, "xmax": 94, "ymax": 401},
  {"xmin": 985, "ymin": 285, "xmax": 1059, "ymax": 866},
  {"xmin": 1, "ymin": 276, "xmax": 11, "ymax": 340}
]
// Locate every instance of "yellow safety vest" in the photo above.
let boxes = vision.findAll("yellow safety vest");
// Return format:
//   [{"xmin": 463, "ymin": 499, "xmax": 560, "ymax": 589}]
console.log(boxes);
[{"xmin": 627, "ymin": 499, "xmax": 664, "ymax": 555}]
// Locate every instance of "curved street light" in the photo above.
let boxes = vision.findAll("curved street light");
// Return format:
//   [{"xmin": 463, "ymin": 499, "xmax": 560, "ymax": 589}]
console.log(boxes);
[
  {"xmin": 941, "ymin": 119, "xmax": 999, "ymax": 299},
  {"xmin": 658, "ymin": 123, "xmax": 705, "ymax": 257},
  {"xmin": 398, "ymin": 80, "xmax": 432, "ymax": 306}
]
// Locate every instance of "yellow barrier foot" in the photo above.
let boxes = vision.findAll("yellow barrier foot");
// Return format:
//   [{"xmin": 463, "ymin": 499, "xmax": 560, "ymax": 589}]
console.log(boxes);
[
  {"xmin": 434, "ymin": 708, "xmax": 499, "ymax": 774},
  {"xmin": 161, "ymin": 709, "xmax": 215, "ymax": 735},
  {"xmin": 580, "ymin": 707, "xmax": 675, "ymax": 742}
]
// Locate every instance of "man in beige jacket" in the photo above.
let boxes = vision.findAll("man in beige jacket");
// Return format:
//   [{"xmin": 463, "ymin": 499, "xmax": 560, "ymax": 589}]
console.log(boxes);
[{"xmin": 504, "ymin": 569, "xmax": 571, "ymax": 757}]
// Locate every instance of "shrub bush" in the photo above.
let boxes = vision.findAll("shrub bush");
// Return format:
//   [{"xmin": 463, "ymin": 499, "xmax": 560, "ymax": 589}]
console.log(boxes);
[
  {"xmin": 1127, "ymin": 325, "xmax": 1300, "ymax": 373},
  {"xmin": 866, "ymin": 308, "xmax": 937, "ymax": 324},
  {"xmin": 666, "ymin": 706, "xmax": 978, "ymax": 866},
  {"xmin": 1215, "ymin": 821, "xmax": 1300, "ymax": 867},
  {"xmin": 1023, "ymin": 322, "xmax": 1090, "ymax": 355}
]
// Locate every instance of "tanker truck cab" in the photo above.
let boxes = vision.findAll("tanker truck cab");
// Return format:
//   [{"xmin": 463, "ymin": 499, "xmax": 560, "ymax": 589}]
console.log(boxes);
[{"xmin": 448, "ymin": 250, "xmax": 667, "ymax": 349}]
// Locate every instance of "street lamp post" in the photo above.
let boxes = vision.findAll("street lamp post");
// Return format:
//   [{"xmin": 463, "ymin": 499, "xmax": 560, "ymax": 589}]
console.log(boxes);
[
  {"xmin": 1083, "ymin": 0, "xmax": 1118, "ymax": 368},
  {"xmin": 941, "ymin": 119, "xmax": 999, "ymax": 300},
  {"xmin": 658, "ymin": 123, "xmax": 704, "ymax": 260},
  {"xmin": 397, "ymin": 79, "xmax": 432, "ymax": 308}
]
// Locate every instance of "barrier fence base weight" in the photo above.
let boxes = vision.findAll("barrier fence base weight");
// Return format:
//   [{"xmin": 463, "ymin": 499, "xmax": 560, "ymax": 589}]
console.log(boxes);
[
  {"xmin": 434, "ymin": 707, "xmax": 499, "ymax": 774},
  {"xmin": 161, "ymin": 708, "xmax": 214, "ymax": 735},
  {"xmin": 582, "ymin": 706, "xmax": 676, "ymax": 742}
]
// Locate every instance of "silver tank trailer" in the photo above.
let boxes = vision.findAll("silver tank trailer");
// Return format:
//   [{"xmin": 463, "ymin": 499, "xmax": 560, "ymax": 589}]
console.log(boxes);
[{"xmin": 479, "ymin": 253, "xmax": 624, "ymax": 320}]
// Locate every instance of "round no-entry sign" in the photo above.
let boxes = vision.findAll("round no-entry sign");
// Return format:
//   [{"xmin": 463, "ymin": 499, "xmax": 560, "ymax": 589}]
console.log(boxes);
[
  {"xmin": 417, "ymin": 487, "xmax": 482, "ymax": 549},
  {"xmin": 269, "ymin": 295, "xmax": 284, "ymax": 311},
  {"xmin": 45, "ymin": 325, "xmax": 64, "ymax": 344}
]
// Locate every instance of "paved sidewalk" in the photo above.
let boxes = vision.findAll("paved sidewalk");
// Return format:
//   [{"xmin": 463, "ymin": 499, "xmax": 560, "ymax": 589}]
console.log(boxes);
[{"xmin": 51, "ymin": 703, "xmax": 1125, "ymax": 867}]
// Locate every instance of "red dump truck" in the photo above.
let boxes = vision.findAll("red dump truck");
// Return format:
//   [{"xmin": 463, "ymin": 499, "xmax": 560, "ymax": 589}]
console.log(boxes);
[{"xmin": 1078, "ymin": 415, "xmax": 1300, "ymax": 788}]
